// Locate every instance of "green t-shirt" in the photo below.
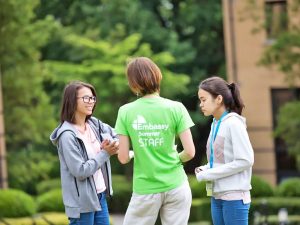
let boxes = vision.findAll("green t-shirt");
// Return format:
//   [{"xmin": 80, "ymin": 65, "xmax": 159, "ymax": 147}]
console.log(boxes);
[{"xmin": 115, "ymin": 97, "xmax": 194, "ymax": 194}]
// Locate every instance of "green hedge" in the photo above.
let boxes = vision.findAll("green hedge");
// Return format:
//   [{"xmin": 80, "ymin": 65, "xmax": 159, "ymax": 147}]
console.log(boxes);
[
  {"xmin": 276, "ymin": 178, "xmax": 300, "ymax": 197},
  {"xmin": 252, "ymin": 215, "xmax": 300, "ymax": 225},
  {"xmin": 251, "ymin": 175, "xmax": 274, "ymax": 197},
  {"xmin": 8, "ymin": 149, "xmax": 59, "ymax": 195},
  {"xmin": 190, "ymin": 197, "xmax": 300, "ymax": 223},
  {"xmin": 0, "ymin": 189, "xmax": 36, "ymax": 218},
  {"xmin": 36, "ymin": 188, "xmax": 64, "ymax": 212},
  {"xmin": 36, "ymin": 178, "xmax": 61, "ymax": 195},
  {"xmin": 250, "ymin": 197, "xmax": 300, "ymax": 217}
]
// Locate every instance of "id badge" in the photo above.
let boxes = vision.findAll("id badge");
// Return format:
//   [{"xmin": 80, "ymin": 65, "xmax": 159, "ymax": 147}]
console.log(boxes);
[{"xmin": 206, "ymin": 181, "xmax": 213, "ymax": 196}]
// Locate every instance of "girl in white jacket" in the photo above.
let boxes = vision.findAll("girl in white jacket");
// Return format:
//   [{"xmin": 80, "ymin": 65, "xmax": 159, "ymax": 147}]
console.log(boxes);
[{"xmin": 195, "ymin": 76, "xmax": 254, "ymax": 225}]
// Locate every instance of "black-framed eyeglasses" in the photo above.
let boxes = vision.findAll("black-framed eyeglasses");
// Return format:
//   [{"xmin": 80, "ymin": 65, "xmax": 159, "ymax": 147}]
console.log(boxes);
[{"xmin": 77, "ymin": 96, "xmax": 97, "ymax": 103}]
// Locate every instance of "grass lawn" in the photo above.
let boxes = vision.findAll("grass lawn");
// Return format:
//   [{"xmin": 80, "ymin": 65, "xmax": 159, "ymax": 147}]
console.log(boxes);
[{"xmin": 0, "ymin": 212, "xmax": 68, "ymax": 225}]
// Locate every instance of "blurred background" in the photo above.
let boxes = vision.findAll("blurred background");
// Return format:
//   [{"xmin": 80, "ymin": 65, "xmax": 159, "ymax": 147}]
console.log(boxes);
[{"xmin": 0, "ymin": 0, "xmax": 299, "ymax": 224}]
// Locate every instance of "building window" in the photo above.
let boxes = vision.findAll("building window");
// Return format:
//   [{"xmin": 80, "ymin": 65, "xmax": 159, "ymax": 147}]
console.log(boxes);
[
  {"xmin": 271, "ymin": 88, "xmax": 300, "ymax": 183},
  {"xmin": 265, "ymin": 0, "xmax": 288, "ymax": 40}
]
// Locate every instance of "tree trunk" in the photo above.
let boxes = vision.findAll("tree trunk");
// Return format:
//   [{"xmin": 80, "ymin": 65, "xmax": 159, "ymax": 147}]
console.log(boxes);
[{"xmin": 0, "ymin": 66, "xmax": 8, "ymax": 189}]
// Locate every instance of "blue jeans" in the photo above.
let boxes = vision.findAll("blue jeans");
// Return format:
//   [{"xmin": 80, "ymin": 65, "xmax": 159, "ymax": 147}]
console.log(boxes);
[
  {"xmin": 211, "ymin": 197, "xmax": 250, "ymax": 225},
  {"xmin": 69, "ymin": 192, "xmax": 109, "ymax": 225}
]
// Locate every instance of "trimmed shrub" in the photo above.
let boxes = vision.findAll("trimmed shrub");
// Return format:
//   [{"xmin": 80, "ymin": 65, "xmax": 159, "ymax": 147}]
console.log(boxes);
[
  {"xmin": 251, "ymin": 215, "xmax": 300, "ymax": 225},
  {"xmin": 0, "ymin": 189, "xmax": 36, "ymax": 218},
  {"xmin": 36, "ymin": 178, "xmax": 61, "ymax": 195},
  {"xmin": 276, "ymin": 178, "xmax": 300, "ymax": 197},
  {"xmin": 8, "ymin": 149, "xmax": 59, "ymax": 195},
  {"xmin": 36, "ymin": 188, "xmax": 64, "ymax": 212},
  {"xmin": 1, "ymin": 212, "xmax": 69, "ymax": 225},
  {"xmin": 188, "ymin": 175, "xmax": 206, "ymax": 198},
  {"xmin": 251, "ymin": 175, "xmax": 274, "ymax": 197},
  {"xmin": 109, "ymin": 175, "xmax": 132, "ymax": 213},
  {"xmin": 250, "ymin": 197, "xmax": 300, "ymax": 220}
]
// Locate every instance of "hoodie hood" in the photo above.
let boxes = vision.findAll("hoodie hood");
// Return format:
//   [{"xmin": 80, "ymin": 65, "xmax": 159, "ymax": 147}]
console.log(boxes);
[
  {"xmin": 50, "ymin": 116, "xmax": 103, "ymax": 147},
  {"xmin": 50, "ymin": 121, "xmax": 77, "ymax": 146},
  {"xmin": 222, "ymin": 112, "xmax": 247, "ymax": 128}
]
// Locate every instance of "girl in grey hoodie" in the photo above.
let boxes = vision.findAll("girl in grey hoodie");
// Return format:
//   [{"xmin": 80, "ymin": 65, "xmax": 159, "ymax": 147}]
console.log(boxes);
[
  {"xmin": 195, "ymin": 76, "xmax": 254, "ymax": 225},
  {"xmin": 50, "ymin": 81, "xmax": 118, "ymax": 225}
]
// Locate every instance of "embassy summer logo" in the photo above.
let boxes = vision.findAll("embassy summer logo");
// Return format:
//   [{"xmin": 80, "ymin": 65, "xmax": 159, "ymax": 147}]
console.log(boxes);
[{"xmin": 132, "ymin": 115, "xmax": 168, "ymax": 147}]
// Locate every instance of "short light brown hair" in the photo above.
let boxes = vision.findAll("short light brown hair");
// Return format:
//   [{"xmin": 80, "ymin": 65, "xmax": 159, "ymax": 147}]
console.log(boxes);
[
  {"xmin": 126, "ymin": 57, "xmax": 162, "ymax": 96},
  {"xmin": 60, "ymin": 81, "xmax": 97, "ymax": 123}
]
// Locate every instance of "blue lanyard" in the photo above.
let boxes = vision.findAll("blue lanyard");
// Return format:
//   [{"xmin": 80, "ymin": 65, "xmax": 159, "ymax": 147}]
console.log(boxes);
[{"xmin": 209, "ymin": 111, "xmax": 228, "ymax": 168}]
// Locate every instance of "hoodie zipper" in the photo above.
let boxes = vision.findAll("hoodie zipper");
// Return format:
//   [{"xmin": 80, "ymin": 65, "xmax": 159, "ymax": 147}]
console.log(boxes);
[
  {"xmin": 97, "ymin": 120, "xmax": 111, "ymax": 196},
  {"xmin": 74, "ymin": 178, "xmax": 79, "ymax": 197}
]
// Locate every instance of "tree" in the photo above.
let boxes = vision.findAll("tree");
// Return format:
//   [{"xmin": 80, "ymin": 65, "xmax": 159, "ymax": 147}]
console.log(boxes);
[
  {"xmin": 44, "ymin": 33, "xmax": 191, "ymax": 125},
  {"xmin": 245, "ymin": 0, "xmax": 300, "ymax": 84},
  {"xmin": 274, "ymin": 102, "xmax": 300, "ymax": 170},
  {"xmin": 259, "ymin": 1, "xmax": 300, "ymax": 84},
  {"xmin": 0, "ymin": 0, "xmax": 56, "ymax": 151},
  {"xmin": 36, "ymin": 0, "xmax": 225, "ymax": 171}
]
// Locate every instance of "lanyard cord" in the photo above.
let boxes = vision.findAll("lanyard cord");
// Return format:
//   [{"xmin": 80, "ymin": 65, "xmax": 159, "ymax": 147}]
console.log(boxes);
[{"xmin": 209, "ymin": 111, "xmax": 228, "ymax": 168}]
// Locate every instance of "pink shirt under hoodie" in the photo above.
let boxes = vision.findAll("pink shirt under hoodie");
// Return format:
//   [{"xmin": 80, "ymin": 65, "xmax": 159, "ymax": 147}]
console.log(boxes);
[{"xmin": 74, "ymin": 123, "xmax": 106, "ymax": 193}]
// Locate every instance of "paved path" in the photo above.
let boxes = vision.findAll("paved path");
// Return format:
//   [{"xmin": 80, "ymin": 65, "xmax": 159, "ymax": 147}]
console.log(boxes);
[{"xmin": 111, "ymin": 214, "xmax": 124, "ymax": 225}]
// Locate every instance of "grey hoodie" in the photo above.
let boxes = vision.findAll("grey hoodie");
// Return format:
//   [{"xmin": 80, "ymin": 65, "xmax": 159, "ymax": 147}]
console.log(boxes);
[{"xmin": 50, "ymin": 116, "xmax": 117, "ymax": 218}]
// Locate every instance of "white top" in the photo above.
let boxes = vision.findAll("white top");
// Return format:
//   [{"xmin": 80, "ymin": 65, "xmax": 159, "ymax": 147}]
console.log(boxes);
[{"xmin": 196, "ymin": 112, "xmax": 254, "ymax": 201}]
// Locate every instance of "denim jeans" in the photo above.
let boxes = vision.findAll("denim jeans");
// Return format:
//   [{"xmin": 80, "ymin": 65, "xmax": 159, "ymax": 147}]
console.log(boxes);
[
  {"xmin": 69, "ymin": 192, "xmax": 109, "ymax": 225},
  {"xmin": 211, "ymin": 197, "xmax": 250, "ymax": 225}
]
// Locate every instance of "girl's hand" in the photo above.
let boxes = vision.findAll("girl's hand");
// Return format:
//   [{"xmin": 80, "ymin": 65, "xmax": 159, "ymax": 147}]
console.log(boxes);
[
  {"xmin": 195, "ymin": 166, "xmax": 203, "ymax": 174},
  {"xmin": 194, "ymin": 166, "xmax": 207, "ymax": 182},
  {"xmin": 101, "ymin": 140, "xmax": 119, "ymax": 156},
  {"xmin": 129, "ymin": 150, "xmax": 134, "ymax": 159}
]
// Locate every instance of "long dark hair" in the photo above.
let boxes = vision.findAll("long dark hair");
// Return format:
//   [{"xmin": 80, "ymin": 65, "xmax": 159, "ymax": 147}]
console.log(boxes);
[
  {"xmin": 199, "ymin": 76, "xmax": 245, "ymax": 115},
  {"xmin": 60, "ymin": 81, "xmax": 97, "ymax": 123}
]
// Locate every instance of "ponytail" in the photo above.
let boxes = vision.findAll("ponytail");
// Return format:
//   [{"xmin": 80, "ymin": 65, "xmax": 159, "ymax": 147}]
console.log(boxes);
[
  {"xmin": 199, "ymin": 76, "xmax": 245, "ymax": 115},
  {"xmin": 228, "ymin": 83, "xmax": 244, "ymax": 115}
]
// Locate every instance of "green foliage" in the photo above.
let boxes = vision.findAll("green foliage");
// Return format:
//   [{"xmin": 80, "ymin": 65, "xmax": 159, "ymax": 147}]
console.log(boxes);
[
  {"xmin": 36, "ymin": 188, "xmax": 64, "ymax": 212},
  {"xmin": 276, "ymin": 178, "xmax": 300, "ymax": 197},
  {"xmin": 0, "ymin": 213, "xmax": 69, "ymax": 225},
  {"xmin": 189, "ymin": 198, "xmax": 211, "ymax": 222},
  {"xmin": 0, "ymin": 189, "xmax": 36, "ymax": 218},
  {"xmin": 188, "ymin": 175, "xmax": 206, "ymax": 198},
  {"xmin": 250, "ymin": 197, "xmax": 300, "ymax": 217},
  {"xmin": 253, "ymin": 215, "xmax": 300, "ymax": 225},
  {"xmin": 274, "ymin": 101, "xmax": 300, "ymax": 169},
  {"xmin": 36, "ymin": 0, "xmax": 225, "ymax": 148},
  {"xmin": 109, "ymin": 175, "xmax": 132, "ymax": 213},
  {"xmin": 260, "ymin": 32, "xmax": 300, "ymax": 84},
  {"xmin": 0, "ymin": 0, "xmax": 225, "ymax": 177},
  {"xmin": 36, "ymin": 178, "xmax": 61, "ymax": 195},
  {"xmin": 8, "ymin": 149, "xmax": 59, "ymax": 195},
  {"xmin": 251, "ymin": 175, "xmax": 274, "ymax": 197},
  {"xmin": 246, "ymin": 0, "xmax": 300, "ymax": 84},
  {"xmin": 44, "ymin": 32, "xmax": 190, "ymax": 126},
  {"xmin": 0, "ymin": 0, "xmax": 57, "ymax": 151}
]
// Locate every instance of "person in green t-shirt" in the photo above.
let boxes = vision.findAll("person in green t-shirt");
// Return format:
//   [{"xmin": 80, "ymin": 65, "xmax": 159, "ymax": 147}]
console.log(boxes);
[{"xmin": 115, "ymin": 57, "xmax": 196, "ymax": 225}]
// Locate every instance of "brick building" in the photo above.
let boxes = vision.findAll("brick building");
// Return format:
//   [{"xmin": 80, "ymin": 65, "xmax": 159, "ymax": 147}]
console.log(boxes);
[{"xmin": 222, "ymin": 0, "xmax": 300, "ymax": 185}]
